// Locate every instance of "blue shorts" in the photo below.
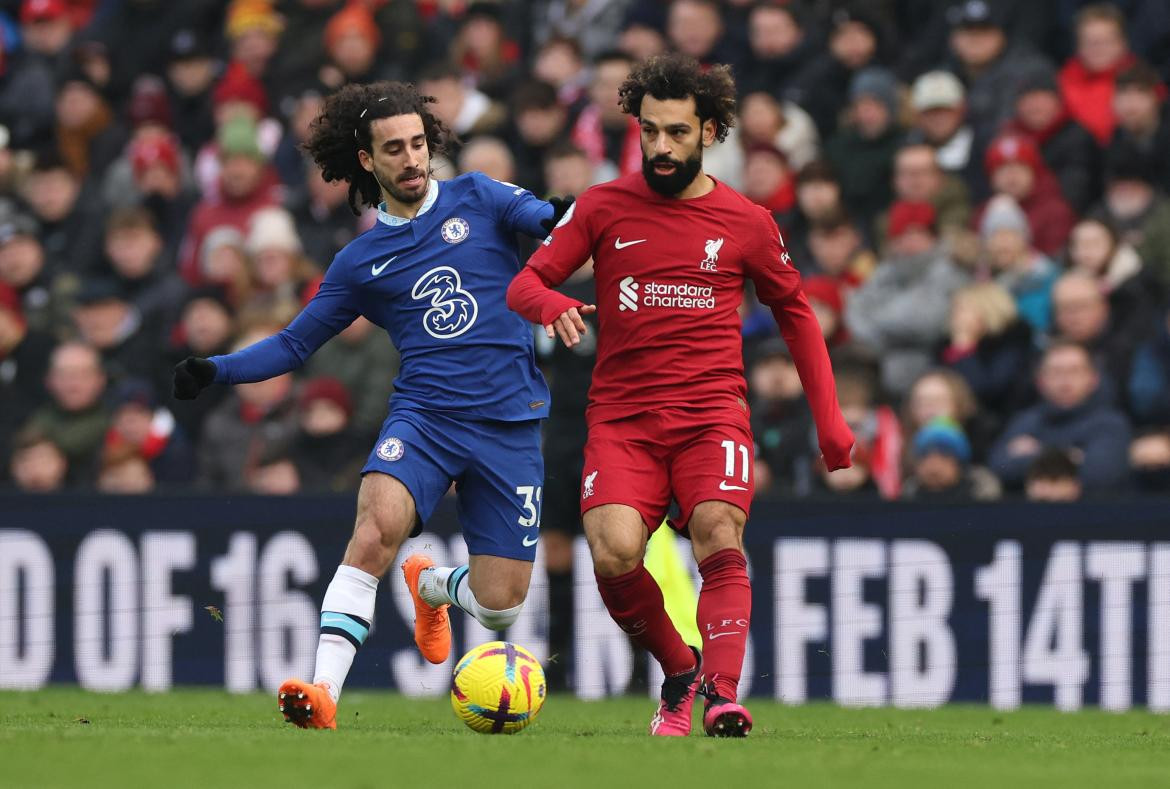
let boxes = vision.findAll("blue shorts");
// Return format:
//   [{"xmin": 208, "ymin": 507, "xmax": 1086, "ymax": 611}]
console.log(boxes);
[{"xmin": 362, "ymin": 409, "xmax": 544, "ymax": 561}]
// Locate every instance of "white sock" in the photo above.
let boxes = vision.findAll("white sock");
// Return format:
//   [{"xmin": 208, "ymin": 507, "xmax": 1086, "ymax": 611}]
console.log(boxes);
[
  {"xmin": 418, "ymin": 563, "xmax": 524, "ymax": 631},
  {"xmin": 418, "ymin": 564, "xmax": 462, "ymax": 607},
  {"xmin": 313, "ymin": 565, "xmax": 379, "ymax": 703}
]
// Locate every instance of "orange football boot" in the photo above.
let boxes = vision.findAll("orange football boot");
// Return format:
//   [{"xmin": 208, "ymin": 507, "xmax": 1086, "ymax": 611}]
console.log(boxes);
[
  {"xmin": 278, "ymin": 679, "xmax": 336, "ymax": 729},
  {"xmin": 401, "ymin": 554, "xmax": 452, "ymax": 664}
]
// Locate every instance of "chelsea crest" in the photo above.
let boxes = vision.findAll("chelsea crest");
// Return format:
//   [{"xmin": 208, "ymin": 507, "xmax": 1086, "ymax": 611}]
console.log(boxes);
[
  {"xmin": 441, "ymin": 217, "xmax": 470, "ymax": 244},
  {"xmin": 377, "ymin": 437, "xmax": 405, "ymax": 462}
]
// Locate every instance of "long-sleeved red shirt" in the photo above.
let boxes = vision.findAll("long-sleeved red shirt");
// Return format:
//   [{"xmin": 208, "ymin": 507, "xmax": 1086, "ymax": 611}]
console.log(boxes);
[{"xmin": 507, "ymin": 172, "xmax": 854, "ymax": 470}]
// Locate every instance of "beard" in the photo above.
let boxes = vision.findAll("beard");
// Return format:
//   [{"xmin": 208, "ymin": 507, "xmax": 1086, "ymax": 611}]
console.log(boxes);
[
  {"xmin": 374, "ymin": 162, "xmax": 429, "ymax": 206},
  {"xmin": 641, "ymin": 146, "xmax": 703, "ymax": 197}
]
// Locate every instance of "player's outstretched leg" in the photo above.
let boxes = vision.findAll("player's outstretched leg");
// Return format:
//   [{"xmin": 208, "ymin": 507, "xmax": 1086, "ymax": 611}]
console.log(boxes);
[
  {"xmin": 413, "ymin": 559, "xmax": 526, "ymax": 635},
  {"xmin": 402, "ymin": 554, "xmax": 453, "ymax": 664}
]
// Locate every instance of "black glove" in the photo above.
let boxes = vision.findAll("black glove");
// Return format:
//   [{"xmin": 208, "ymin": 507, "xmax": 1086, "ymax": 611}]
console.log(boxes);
[
  {"xmin": 172, "ymin": 356, "xmax": 217, "ymax": 400},
  {"xmin": 540, "ymin": 195, "xmax": 575, "ymax": 233}
]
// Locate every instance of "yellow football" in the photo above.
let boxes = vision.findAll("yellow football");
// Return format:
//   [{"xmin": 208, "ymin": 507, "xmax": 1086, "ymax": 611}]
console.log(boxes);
[{"xmin": 450, "ymin": 641, "xmax": 546, "ymax": 734}]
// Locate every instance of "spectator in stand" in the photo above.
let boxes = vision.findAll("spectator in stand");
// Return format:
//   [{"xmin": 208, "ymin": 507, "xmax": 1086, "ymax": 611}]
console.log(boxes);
[
  {"xmin": 243, "ymin": 207, "xmax": 318, "ymax": 316},
  {"xmin": 53, "ymin": 59, "xmax": 127, "ymax": 182},
  {"xmin": 901, "ymin": 367, "xmax": 998, "ymax": 462},
  {"xmin": 1025, "ymin": 448, "xmax": 1083, "ymax": 501},
  {"xmin": 290, "ymin": 376, "xmax": 368, "ymax": 492},
  {"xmin": 1051, "ymin": 271, "xmax": 1139, "ymax": 400},
  {"xmin": 943, "ymin": 282, "xmax": 1035, "ymax": 432},
  {"xmin": 571, "ymin": 49, "xmax": 639, "ymax": 180},
  {"xmin": 787, "ymin": 160, "xmax": 847, "ymax": 268},
  {"xmin": 418, "ymin": 61, "xmax": 507, "ymax": 141},
  {"xmin": 542, "ymin": 142, "xmax": 597, "ymax": 198},
  {"xmin": 102, "ymin": 207, "xmax": 186, "ymax": 331},
  {"xmin": 288, "ymin": 161, "xmax": 363, "ymax": 268},
  {"xmin": 273, "ymin": 88, "xmax": 324, "ymax": 191},
  {"xmin": 1059, "ymin": 3, "xmax": 1136, "ymax": 147},
  {"xmin": 990, "ymin": 340, "xmax": 1131, "ymax": 493},
  {"xmin": 0, "ymin": 212, "xmax": 67, "ymax": 336},
  {"xmin": 977, "ymin": 134, "xmax": 1076, "ymax": 257},
  {"xmin": 1005, "ymin": 65, "xmax": 1100, "ymax": 213},
  {"xmin": 179, "ymin": 115, "xmax": 281, "ymax": 285},
  {"xmin": 197, "ymin": 64, "xmax": 283, "ymax": 198},
  {"xmin": 198, "ymin": 226, "xmax": 253, "ymax": 308},
  {"xmin": 943, "ymin": 0, "xmax": 1051, "ymax": 164},
  {"xmin": 165, "ymin": 287, "xmax": 235, "ymax": 443},
  {"xmin": 815, "ymin": 357, "xmax": 900, "ymax": 499},
  {"xmin": 224, "ymin": 0, "xmax": 284, "ymax": 84},
  {"xmin": 71, "ymin": 277, "xmax": 158, "ymax": 384},
  {"xmin": 1067, "ymin": 217, "xmax": 1156, "ymax": 344},
  {"xmin": 7, "ymin": 428, "xmax": 68, "ymax": 492},
  {"xmin": 1128, "ymin": 307, "xmax": 1170, "ymax": 425},
  {"xmin": 740, "ymin": 1, "xmax": 814, "ymax": 98},
  {"xmin": 102, "ymin": 377, "xmax": 194, "ymax": 486},
  {"xmin": 531, "ymin": 36, "xmax": 589, "ymax": 109},
  {"xmin": 617, "ymin": 5, "xmax": 667, "ymax": 63},
  {"xmin": 0, "ymin": 285, "xmax": 52, "ymax": 474},
  {"xmin": 906, "ymin": 70, "xmax": 978, "ymax": 193},
  {"xmin": 825, "ymin": 67, "xmax": 903, "ymax": 227},
  {"xmin": 902, "ymin": 417, "xmax": 1000, "ymax": 501},
  {"xmin": 317, "ymin": 1, "xmax": 392, "ymax": 92},
  {"xmin": 846, "ymin": 201, "xmax": 969, "ymax": 397},
  {"xmin": 96, "ymin": 443, "xmax": 156, "ymax": 494},
  {"xmin": 1096, "ymin": 143, "xmax": 1170, "ymax": 295},
  {"xmin": 666, "ymin": 0, "xmax": 736, "ymax": 70},
  {"xmin": 24, "ymin": 341, "xmax": 110, "ymax": 483},
  {"xmin": 164, "ymin": 28, "xmax": 219, "ymax": 153},
  {"xmin": 457, "ymin": 136, "xmax": 516, "ymax": 183},
  {"xmin": 21, "ymin": 150, "xmax": 106, "ymax": 275},
  {"xmin": 449, "ymin": 2, "xmax": 523, "ymax": 100},
  {"xmin": 873, "ymin": 143, "xmax": 972, "ymax": 256},
  {"xmin": 116, "ymin": 132, "xmax": 198, "ymax": 261},
  {"xmin": 741, "ymin": 144, "xmax": 795, "ymax": 219},
  {"xmin": 303, "ymin": 315, "xmax": 398, "ymax": 438},
  {"xmin": 802, "ymin": 275, "xmax": 850, "ymax": 349},
  {"xmin": 704, "ymin": 89, "xmax": 821, "ymax": 194},
  {"xmin": 1130, "ymin": 428, "xmax": 1170, "ymax": 493},
  {"xmin": 197, "ymin": 320, "xmax": 299, "ymax": 490},
  {"xmin": 806, "ymin": 211, "xmax": 875, "ymax": 290},
  {"xmin": 246, "ymin": 446, "xmax": 301, "ymax": 494},
  {"xmin": 748, "ymin": 336, "xmax": 817, "ymax": 497},
  {"xmin": 507, "ymin": 80, "xmax": 569, "ymax": 196},
  {"xmin": 788, "ymin": 4, "xmax": 889, "ymax": 138},
  {"xmin": 978, "ymin": 194, "xmax": 1060, "ymax": 335},
  {"xmin": 1110, "ymin": 61, "xmax": 1170, "ymax": 197},
  {"xmin": 0, "ymin": 1, "xmax": 61, "ymax": 149}
]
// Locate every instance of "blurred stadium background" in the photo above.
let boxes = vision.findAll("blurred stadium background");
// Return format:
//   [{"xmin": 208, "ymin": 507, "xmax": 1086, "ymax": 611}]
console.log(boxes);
[{"xmin": 3, "ymin": 0, "xmax": 1170, "ymax": 742}]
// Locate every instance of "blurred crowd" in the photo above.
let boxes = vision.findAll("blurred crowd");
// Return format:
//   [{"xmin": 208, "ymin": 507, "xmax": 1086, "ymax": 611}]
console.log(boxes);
[{"xmin": 2, "ymin": 0, "xmax": 1170, "ymax": 510}]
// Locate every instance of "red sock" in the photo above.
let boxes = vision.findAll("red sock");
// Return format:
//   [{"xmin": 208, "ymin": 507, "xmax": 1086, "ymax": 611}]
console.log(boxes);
[
  {"xmin": 595, "ymin": 565, "xmax": 694, "ymax": 676},
  {"xmin": 697, "ymin": 548, "xmax": 752, "ymax": 701}
]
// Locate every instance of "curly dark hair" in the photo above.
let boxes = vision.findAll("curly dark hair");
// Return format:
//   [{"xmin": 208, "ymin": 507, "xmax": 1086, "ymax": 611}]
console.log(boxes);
[
  {"xmin": 617, "ymin": 54, "xmax": 737, "ymax": 143},
  {"xmin": 302, "ymin": 81, "xmax": 451, "ymax": 215}
]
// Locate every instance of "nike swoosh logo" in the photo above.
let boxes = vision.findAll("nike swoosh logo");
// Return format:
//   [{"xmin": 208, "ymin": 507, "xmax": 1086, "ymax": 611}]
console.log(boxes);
[
  {"xmin": 522, "ymin": 534, "xmax": 539, "ymax": 547},
  {"xmin": 708, "ymin": 631, "xmax": 742, "ymax": 640},
  {"xmin": 719, "ymin": 481, "xmax": 748, "ymax": 491},
  {"xmin": 614, "ymin": 237, "xmax": 646, "ymax": 249},
  {"xmin": 371, "ymin": 256, "xmax": 398, "ymax": 276}
]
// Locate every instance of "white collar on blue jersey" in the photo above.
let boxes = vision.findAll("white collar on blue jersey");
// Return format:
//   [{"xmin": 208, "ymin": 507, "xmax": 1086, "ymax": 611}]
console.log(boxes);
[{"xmin": 377, "ymin": 177, "xmax": 439, "ymax": 226}]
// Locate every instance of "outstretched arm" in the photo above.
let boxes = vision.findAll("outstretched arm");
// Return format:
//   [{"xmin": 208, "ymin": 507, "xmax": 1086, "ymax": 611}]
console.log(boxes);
[
  {"xmin": 745, "ymin": 215, "xmax": 854, "ymax": 470},
  {"xmin": 507, "ymin": 191, "xmax": 596, "ymax": 347}
]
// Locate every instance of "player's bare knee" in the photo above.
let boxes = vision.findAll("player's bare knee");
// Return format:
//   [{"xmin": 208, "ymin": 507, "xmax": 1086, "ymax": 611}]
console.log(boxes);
[
  {"xmin": 344, "ymin": 515, "xmax": 406, "ymax": 576},
  {"xmin": 470, "ymin": 579, "xmax": 527, "ymax": 612},
  {"xmin": 588, "ymin": 537, "xmax": 643, "ymax": 577},
  {"xmin": 689, "ymin": 508, "xmax": 745, "ymax": 560}
]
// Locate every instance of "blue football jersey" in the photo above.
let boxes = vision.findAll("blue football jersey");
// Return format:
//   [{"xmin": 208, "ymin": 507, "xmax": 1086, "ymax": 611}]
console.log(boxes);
[{"xmin": 209, "ymin": 172, "xmax": 555, "ymax": 421}]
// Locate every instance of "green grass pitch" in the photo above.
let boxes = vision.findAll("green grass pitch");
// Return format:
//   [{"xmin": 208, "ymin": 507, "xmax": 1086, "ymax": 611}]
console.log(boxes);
[{"xmin": 3, "ymin": 688, "xmax": 1169, "ymax": 788}]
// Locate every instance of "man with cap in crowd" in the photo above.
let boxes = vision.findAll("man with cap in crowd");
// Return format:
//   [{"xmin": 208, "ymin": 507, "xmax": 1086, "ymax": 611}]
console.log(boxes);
[
  {"xmin": 907, "ymin": 70, "xmax": 979, "ymax": 192},
  {"xmin": 1096, "ymin": 141, "xmax": 1170, "ymax": 294},
  {"xmin": 1004, "ymin": 64, "xmax": 1100, "ymax": 213},
  {"xmin": 846, "ymin": 200, "xmax": 969, "ymax": 397},
  {"xmin": 0, "ymin": 211, "xmax": 64, "ymax": 335},
  {"xmin": 0, "ymin": 1, "xmax": 59, "ymax": 148},
  {"xmin": 165, "ymin": 27, "xmax": 219, "ymax": 152},
  {"xmin": 903, "ymin": 417, "xmax": 1000, "ymax": 501},
  {"xmin": 977, "ymin": 133, "xmax": 1075, "ymax": 256},
  {"xmin": 289, "ymin": 376, "xmax": 369, "ymax": 493},
  {"xmin": 825, "ymin": 67, "xmax": 904, "ymax": 226},
  {"xmin": 740, "ymin": 1, "xmax": 815, "ymax": 99},
  {"xmin": 979, "ymin": 194, "xmax": 1059, "ymax": 335},
  {"xmin": 71, "ymin": 276, "xmax": 157, "ymax": 384},
  {"xmin": 318, "ymin": 1, "xmax": 393, "ymax": 92},
  {"xmin": 944, "ymin": 0, "xmax": 1051, "ymax": 171}
]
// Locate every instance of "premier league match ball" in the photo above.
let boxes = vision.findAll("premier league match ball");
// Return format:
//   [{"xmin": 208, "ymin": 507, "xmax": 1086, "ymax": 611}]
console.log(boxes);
[{"xmin": 450, "ymin": 641, "xmax": 546, "ymax": 734}]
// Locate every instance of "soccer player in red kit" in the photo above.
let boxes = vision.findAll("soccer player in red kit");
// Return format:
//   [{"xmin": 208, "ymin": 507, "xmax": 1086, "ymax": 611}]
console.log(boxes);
[{"xmin": 507, "ymin": 54, "xmax": 854, "ymax": 737}]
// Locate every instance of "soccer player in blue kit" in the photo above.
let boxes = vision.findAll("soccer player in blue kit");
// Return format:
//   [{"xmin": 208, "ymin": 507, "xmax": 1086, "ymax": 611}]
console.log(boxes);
[{"xmin": 171, "ymin": 82, "xmax": 573, "ymax": 729}]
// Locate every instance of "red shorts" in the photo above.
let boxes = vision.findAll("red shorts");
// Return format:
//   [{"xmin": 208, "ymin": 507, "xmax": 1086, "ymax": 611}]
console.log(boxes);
[{"xmin": 580, "ymin": 406, "xmax": 754, "ymax": 533}]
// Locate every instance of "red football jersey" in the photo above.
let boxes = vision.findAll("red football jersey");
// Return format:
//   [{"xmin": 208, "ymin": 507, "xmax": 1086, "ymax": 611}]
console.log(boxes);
[{"xmin": 516, "ymin": 172, "xmax": 853, "ymax": 468}]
